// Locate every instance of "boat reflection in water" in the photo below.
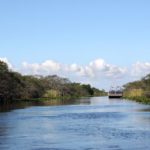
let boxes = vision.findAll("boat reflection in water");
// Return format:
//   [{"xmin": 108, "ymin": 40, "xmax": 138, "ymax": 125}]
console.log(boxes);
[{"xmin": 108, "ymin": 86, "xmax": 123, "ymax": 98}]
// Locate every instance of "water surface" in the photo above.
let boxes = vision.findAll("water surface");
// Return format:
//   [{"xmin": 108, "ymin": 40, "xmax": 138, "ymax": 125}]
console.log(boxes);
[{"xmin": 0, "ymin": 97, "xmax": 150, "ymax": 150}]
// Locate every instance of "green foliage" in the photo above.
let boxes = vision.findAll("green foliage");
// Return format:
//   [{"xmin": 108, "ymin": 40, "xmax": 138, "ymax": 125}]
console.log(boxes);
[
  {"xmin": 123, "ymin": 73, "xmax": 150, "ymax": 104},
  {"xmin": 92, "ymin": 88, "xmax": 106, "ymax": 96},
  {"xmin": 124, "ymin": 89, "xmax": 144, "ymax": 97},
  {"xmin": 0, "ymin": 61, "xmax": 106, "ymax": 103},
  {"xmin": 21, "ymin": 75, "xmax": 45, "ymax": 99},
  {"xmin": 0, "ymin": 61, "xmax": 24, "ymax": 102},
  {"xmin": 44, "ymin": 89, "xmax": 60, "ymax": 99},
  {"xmin": 0, "ymin": 61, "xmax": 9, "ymax": 73}
]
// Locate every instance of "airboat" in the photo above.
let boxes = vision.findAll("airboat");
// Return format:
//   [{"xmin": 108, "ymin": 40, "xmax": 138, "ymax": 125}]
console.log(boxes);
[{"xmin": 108, "ymin": 86, "xmax": 123, "ymax": 98}]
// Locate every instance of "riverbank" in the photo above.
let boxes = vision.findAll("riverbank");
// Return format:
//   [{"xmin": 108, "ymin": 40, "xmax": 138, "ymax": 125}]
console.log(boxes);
[
  {"xmin": 124, "ymin": 96, "xmax": 150, "ymax": 105},
  {"xmin": 0, "ymin": 94, "xmax": 103, "ymax": 104},
  {"xmin": 123, "ymin": 73, "xmax": 150, "ymax": 105},
  {"xmin": 0, "ymin": 60, "xmax": 107, "ymax": 104}
]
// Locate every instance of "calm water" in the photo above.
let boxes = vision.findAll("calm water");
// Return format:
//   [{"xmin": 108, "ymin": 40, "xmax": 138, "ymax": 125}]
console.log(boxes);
[{"xmin": 0, "ymin": 97, "xmax": 150, "ymax": 150}]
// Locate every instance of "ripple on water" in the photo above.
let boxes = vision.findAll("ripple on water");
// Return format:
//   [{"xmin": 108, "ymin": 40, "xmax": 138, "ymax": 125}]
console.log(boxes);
[
  {"xmin": 40, "ymin": 112, "xmax": 127, "ymax": 121},
  {"xmin": 0, "ymin": 97, "xmax": 150, "ymax": 150}
]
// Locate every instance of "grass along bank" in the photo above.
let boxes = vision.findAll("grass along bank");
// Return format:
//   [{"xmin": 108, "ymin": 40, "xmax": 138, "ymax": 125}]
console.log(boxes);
[
  {"xmin": 124, "ymin": 96, "xmax": 150, "ymax": 105},
  {"xmin": 123, "ymin": 74, "xmax": 150, "ymax": 105}
]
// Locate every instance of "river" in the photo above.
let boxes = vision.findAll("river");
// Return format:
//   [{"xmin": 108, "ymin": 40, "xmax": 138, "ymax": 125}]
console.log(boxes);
[{"xmin": 0, "ymin": 97, "xmax": 150, "ymax": 150}]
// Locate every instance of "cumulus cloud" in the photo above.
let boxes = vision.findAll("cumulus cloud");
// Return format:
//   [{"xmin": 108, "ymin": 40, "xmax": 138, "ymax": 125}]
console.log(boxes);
[
  {"xmin": 20, "ymin": 58, "xmax": 127, "ymax": 79},
  {"xmin": 1, "ymin": 57, "xmax": 150, "ymax": 89},
  {"xmin": 131, "ymin": 61, "xmax": 150, "ymax": 78},
  {"xmin": 88, "ymin": 59, "xmax": 127, "ymax": 79},
  {"xmin": 22, "ymin": 60, "xmax": 61, "ymax": 75},
  {"xmin": 66, "ymin": 64, "xmax": 86, "ymax": 76}
]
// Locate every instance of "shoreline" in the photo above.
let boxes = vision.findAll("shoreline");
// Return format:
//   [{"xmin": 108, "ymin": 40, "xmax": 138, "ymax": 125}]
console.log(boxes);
[
  {"xmin": 0, "ymin": 94, "xmax": 107, "ymax": 104},
  {"xmin": 124, "ymin": 96, "xmax": 150, "ymax": 105}
]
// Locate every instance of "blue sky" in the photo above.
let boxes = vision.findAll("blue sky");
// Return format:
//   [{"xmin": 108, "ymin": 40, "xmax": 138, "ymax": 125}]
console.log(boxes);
[{"xmin": 0, "ymin": 0, "xmax": 150, "ymax": 89}]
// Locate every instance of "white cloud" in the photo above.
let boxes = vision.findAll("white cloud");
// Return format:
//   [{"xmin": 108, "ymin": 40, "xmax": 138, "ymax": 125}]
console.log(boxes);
[
  {"xmin": 1, "ymin": 57, "xmax": 150, "ymax": 89},
  {"xmin": 20, "ymin": 58, "xmax": 127, "ymax": 81},
  {"xmin": 41, "ymin": 60, "xmax": 61, "ymax": 72},
  {"xmin": 88, "ymin": 59, "xmax": 127, "ymax": 79},
  {"xmin": 22, "ymin": 60, "xmax": 61, "ymax": 75},
  {"xmin": 67, "ymin": 64, "xmax": 86, "ymax": 76},
  {"xmin": 131, "ymin": 61, "xmax": 150, "ymax": 78},
  {"xmin": 89, "ymin": 59, "xmax": 106, "ymax": 70}
]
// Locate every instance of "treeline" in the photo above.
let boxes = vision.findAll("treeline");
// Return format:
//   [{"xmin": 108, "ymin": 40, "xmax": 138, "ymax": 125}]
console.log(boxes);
[
  {"xmin": 0, "ymin": 61, "xmax": 106, "ymax": 103},
  {"xmin": 123, "ymin": 74, "xmax": 150, "ymax": 104}
]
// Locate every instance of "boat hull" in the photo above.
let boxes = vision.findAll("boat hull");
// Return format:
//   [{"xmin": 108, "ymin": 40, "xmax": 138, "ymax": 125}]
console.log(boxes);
[
  {"xmin": 108, "ymin": 95, "xmax": 122, "ymax": 98},
  {"xmin": 108, "ymin": 93, "xmax": 123, "ymax": 98}
]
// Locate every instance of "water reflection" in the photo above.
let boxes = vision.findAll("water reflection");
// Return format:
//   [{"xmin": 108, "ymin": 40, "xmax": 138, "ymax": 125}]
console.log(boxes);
[{"xmin": 0, "ymin": 99, "xmax": 80, "ymax": 112}]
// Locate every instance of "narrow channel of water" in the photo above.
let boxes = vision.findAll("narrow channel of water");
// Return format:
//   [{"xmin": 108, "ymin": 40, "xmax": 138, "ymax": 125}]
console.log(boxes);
[{"xmin": 0, "ymin": 97, "xmax": 150, "ymax": 150}]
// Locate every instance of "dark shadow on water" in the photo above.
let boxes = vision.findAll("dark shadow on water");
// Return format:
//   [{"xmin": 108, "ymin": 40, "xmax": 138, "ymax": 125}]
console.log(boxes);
[
  {"xmin": 0, "ymin": 100, "xmax": 76, "ymax": 112},
  {"xmin": 135, "ymin": 108, "xmax": 150, "ymax": 112},
  {"xmin": 0, "ymin": 98, "xmax": 91, "ymax": 112}
]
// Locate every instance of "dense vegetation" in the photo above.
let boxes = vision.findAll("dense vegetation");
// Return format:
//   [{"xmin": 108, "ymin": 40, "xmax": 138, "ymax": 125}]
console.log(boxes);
[
  {"xmin": 0, "ymin": 61, "xmax": 106, "ymax": 103},
  {"xmin": 123, "ymin": 74, "xmax": 150, "ymax": 104}
]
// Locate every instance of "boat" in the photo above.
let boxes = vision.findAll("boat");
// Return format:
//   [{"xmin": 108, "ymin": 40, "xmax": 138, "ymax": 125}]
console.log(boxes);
[{"xmin": 108, "ymin": 86, "xmax": 123, "ymax": 98}]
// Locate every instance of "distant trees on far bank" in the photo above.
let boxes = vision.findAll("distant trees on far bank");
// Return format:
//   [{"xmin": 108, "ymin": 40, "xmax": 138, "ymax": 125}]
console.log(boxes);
[{"xmin": 0, "ymin": 61, "xmax": 106, "ymax": 103}]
